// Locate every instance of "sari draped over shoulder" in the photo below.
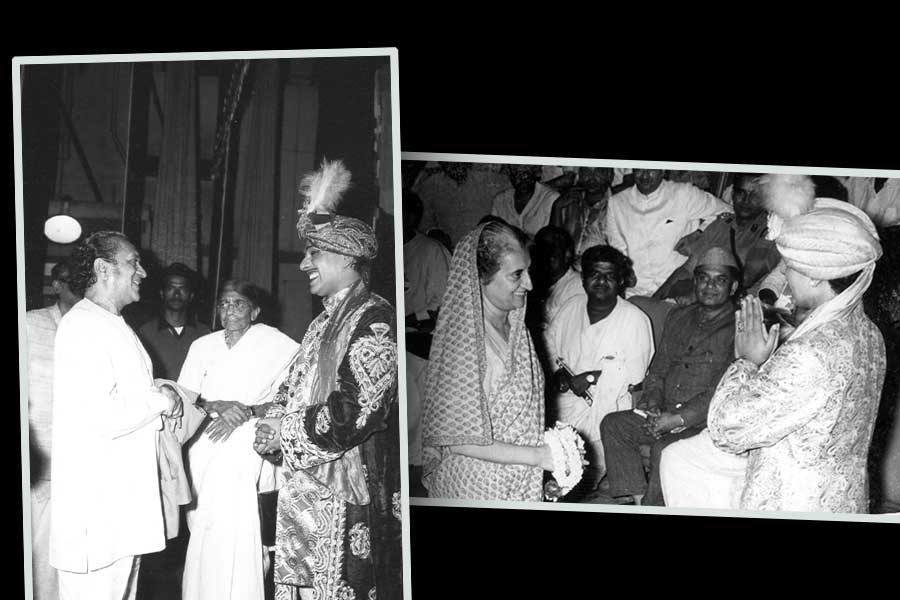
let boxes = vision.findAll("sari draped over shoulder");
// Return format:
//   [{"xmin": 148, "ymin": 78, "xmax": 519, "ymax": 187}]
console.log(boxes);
[
  {"xmin": 178, "ymin": 324, "xmax": 300, "ymax": 600},
  {"xmin": 421, "ymin": 223, "xmax": 545, "ymax": 502}
]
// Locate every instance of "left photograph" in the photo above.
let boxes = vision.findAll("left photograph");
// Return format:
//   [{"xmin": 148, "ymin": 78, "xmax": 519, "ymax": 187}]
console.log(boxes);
[{"xmin": 15, "ymin": 50, "xmax": 403, "ymax": 600}]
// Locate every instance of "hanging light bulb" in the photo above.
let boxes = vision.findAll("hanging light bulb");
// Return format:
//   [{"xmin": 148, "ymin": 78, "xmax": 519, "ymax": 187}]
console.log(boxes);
[{"xmin": 43, "ymin": 197, "xmax": 82, "ymax": 244}]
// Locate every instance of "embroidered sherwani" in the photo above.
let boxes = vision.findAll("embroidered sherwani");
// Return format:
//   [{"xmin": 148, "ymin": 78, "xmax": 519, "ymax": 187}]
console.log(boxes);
[
  {"xmin": 707, "ymin": 304, "xmax": 886, "ymax": 512},
  {"xmin": 268, "ymin": 284, "xmax": 402, "ymax": 600}
]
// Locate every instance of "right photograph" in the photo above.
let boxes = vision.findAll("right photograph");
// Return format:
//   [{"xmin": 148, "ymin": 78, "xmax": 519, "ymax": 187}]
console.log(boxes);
[{"xmin": 401, "ymin": 154, "xmax": 900, "ymax": 516}]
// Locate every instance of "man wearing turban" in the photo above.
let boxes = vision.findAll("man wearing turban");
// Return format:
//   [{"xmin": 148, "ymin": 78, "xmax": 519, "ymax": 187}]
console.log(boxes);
[
  {"xmin": 253, "ymin": 160, "xmax": 402, "ymax": 599},
  {"xmin": 661, "ymin": 175, "xmax": 886, "ymax": 512}
]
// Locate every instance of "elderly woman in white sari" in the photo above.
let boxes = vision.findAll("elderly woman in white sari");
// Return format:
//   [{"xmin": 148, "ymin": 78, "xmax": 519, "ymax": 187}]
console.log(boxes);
[{"xmin": 178, "ymin": 279, "xmax": 299, "ymax": 600}]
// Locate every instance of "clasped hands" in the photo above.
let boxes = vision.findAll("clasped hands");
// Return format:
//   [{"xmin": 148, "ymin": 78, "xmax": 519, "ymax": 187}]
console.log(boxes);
[
  {"xmin": 198, "ymin": 399, "xmax": 254, "ymax": 443},
  {"xmin": 635, "ymin": 400, "xmax": 682, "ymax": 439},
  {"xmin": 735, "ymin": 296, "xmax": 780, "ymax": 367},
  {"xmin": 253, "ymin": 417, "xmax": 282, "ymax": 457}
]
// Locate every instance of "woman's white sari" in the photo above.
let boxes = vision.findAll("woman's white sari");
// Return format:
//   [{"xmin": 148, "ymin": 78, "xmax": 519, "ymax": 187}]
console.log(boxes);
[{"xmin": 178, "ymin": 324, "xmax": 299, "ymax": 600}]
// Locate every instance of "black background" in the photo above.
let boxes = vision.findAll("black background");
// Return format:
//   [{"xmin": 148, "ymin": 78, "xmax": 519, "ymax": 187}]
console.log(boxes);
[{"xmin": 11, "ymin": 28, "xmax": 899, "ymax": 599}]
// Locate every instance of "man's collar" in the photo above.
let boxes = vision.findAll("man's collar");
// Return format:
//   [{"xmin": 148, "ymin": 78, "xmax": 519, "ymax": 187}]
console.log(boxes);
[
  {"xmin": 322, "ymin": 284, "xmax": 355, "ymax": 314},
  {"xmin": 157, "ymin": 312, "xmax": 196, "ymax": 331}
]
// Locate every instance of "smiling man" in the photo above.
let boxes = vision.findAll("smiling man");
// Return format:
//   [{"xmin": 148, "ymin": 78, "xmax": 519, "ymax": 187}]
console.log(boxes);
[
  {"xmin": 49, "ymin": 231, "xmax": 183, "ymax": 599},
  {"xmin": 545, "ymin": 245, "xmax": 654, "ymax": 491},
  {"xmin": 598, "ymin": 246, "xmax": 738, "ymax": 506},
  {"xmin": 253, "ymin": 160, "xmax": 402, "ymax": 600}
]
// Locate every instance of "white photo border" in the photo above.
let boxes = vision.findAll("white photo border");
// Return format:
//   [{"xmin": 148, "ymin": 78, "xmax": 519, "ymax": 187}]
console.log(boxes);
[{"xmin": 401, "ymin": 150, "xmax": 900, "ymax": 526}]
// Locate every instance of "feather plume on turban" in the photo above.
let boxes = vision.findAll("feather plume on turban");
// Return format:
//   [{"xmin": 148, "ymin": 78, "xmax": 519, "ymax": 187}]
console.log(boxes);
[
  {"xmin": 760, "ymin": 174, "xmax": 881, "ymax": 280},
  {"xmin": 296, "ymin": 159, "xmax": 378, "ymax": 260}
]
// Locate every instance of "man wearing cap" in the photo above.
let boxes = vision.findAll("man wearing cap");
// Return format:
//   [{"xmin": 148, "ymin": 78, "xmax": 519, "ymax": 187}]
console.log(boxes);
[
  {"xmin": 598, "ymin": 246, "xmax": 738, "ymax": 506},
  {"xmin": 137, "ymin": 262, "xmax": 210, "ymax": 380},
  {"xmin": 253, "ymin": 160, "xmax": 402, "ymax": 600},
  {"xmin": 26, "ymin": 257, "xmax": 81, "ymax": 600},
  {"xmin": 663, "ymin": 175, "xmax": 885, "ymax": 513},
  {"xmin": 654, "ymin": 172, "xmax": 782, "ymax": 303}
]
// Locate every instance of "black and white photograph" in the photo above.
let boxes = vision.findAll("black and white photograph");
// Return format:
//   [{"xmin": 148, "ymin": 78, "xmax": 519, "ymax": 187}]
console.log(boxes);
[
  {"xmin": 15, "ymin": 50, "xmax": 404, "ymax": 600},
  {"xmin": 402, "ymin": 154, "xmax": 900, "ymax": 519}
]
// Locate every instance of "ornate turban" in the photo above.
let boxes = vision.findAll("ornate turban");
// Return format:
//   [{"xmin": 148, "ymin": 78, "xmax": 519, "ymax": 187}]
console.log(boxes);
[
  {"xmin": 760, "ymin": 174, "xmax": 883, "ymax": 340},
  {"xmin": 761, "ymin": 174, "xmax": 882, "ymax": 280},
  {"xmin": 296, "ymin": 159, "xmax": 378, "ymax": 260}
]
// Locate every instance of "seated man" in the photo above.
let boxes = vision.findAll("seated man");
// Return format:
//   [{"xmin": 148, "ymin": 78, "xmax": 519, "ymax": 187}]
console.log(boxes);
[
  {"xmin": 599, "ymin": 247, "xmax": 738, "ymax": 506},
  {"xmin": 654, "ymin": 173, "xmax": 781, "ymax": 303},
  {"xmin": 546, "ymin": 245, "xmax": 654, "ymax": 489},
  {"xmin": 606, "ymin": 168, "xmax": 730, "ymax": 299}
]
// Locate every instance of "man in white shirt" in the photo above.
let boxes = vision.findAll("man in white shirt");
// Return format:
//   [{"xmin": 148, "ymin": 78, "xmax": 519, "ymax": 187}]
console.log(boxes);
[
  {"xmin": 545, "ymin": 245, "xmax": 654, "ymax": 489},
  {"xmin": 403, "ymin": 190, "xmax": 452, "ymax": 495},
  {"xmin": 606, "ymin": 168, "xmax": 730, "ymax": 298},
  {"xmin": 50, "ymin": 231, "xmax": 183, "ymax": 600},
  {"xmin": 843, "ymin": 176, "xmax": 900, "ymax": 228},
  {"xmin": 491, "ymin": 164, "xmax": 560, "ymax": 237},
  {"xmin": 26, "ymin": 257, "xmax": 81, "ymax": 600}
]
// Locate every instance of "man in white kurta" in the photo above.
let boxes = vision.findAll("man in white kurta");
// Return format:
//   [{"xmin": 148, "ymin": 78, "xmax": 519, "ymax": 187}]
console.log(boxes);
[
  {"xmin": 842, "ymin": 176, "xmax": 900, "ymax": 228},
  {"xmin": 491, "ymin": 165, "xmax": 560, "ymax": 237},
  {"xmin": 606, "ymin": 169, "xmax": 730, "ymax": 298},
  {"xmin": 50, "ymin": 231, "xmax": 182, "ymax": 600},
  {"xmin": 26, "ymin": 259, "xmax": 80, "ymax": 600},
  {"xmin": 546, "ymin": 246, "xmax": 654, "ymax": 481}
]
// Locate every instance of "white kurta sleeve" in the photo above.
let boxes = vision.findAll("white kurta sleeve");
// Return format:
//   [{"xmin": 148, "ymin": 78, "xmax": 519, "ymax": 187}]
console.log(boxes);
[
  {"xmin": 55, "ymin": 317, "xmax": 168, "ymax": 441},
  {"xmin": 681, "ymin": 184, "xmax": 732, "ymax": 231}
]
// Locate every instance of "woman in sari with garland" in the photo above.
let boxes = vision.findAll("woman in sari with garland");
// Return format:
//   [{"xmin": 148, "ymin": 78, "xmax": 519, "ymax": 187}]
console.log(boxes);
[{"xmin": 421, "ymin": 220, "xmax": 555, "ymax": 502}]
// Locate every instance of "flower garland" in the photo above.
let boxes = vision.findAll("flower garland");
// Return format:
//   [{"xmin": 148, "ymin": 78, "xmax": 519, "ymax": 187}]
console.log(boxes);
[{"xmin": 543, "ymin": 421, "xmax": 586, "ymax": 501}]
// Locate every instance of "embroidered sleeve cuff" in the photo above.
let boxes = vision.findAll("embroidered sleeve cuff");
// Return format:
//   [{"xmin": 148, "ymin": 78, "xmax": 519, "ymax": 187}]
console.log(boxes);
[{"xmin": 280, "ymin": 408, "xmax": 342, "ymax": 471}]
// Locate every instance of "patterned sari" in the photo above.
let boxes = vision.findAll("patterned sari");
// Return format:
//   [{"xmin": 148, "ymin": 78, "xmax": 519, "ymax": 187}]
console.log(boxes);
[{"xmin": 421, "ymin": 223, "xmax": 545, "ymax": 501}]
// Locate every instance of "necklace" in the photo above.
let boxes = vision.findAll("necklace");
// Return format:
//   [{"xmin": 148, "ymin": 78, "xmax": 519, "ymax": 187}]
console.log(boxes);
[{"xmin": 224, "ymin": 328, "xmax": 245, "ymax": 348}]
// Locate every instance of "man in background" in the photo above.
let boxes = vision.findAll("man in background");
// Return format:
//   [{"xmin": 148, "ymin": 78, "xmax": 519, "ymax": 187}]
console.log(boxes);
[
  {"xmin": 491, "ymin": 164, "xmax": 560, "ymax": 237},
  {"xmin": 403, "ymin": 189, "xmax": 451, "ymax": 496},
  {"xmin": 26, "ymin": 256, "xmax": 81, "ymax": 600},
  {"xmin": 137, "ymin": 262, "xmax": 210, "ymax": 380}
]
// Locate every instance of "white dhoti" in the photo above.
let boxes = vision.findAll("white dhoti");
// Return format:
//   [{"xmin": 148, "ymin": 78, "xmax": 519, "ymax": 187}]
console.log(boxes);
[
  {"xmin": 57, "ymin": 555, "xmax": 139, "ymax": 600},
  {"xmin": 406, "ymin": 352, "xmax": 428, "ymax": 466},
  {"xmin": 31, "ymin": 479, "xmax": 58, "ymax": 600},
  {"xmin": 660, "ymin": 429, "xmax": 748, "ymax": 509},
  {"xmin": 183, "ymin": 422, "xmax": 273, "ymax": 600}
]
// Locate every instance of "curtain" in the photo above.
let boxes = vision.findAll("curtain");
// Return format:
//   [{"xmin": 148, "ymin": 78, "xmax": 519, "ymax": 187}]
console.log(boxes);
[
  {"xmin": 232, "ymin": 61, "xmax": 282, "ymax": 289},
  {"xmin": 150, "ymin": 61, "xmax": 199, "ymax": 268}
]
